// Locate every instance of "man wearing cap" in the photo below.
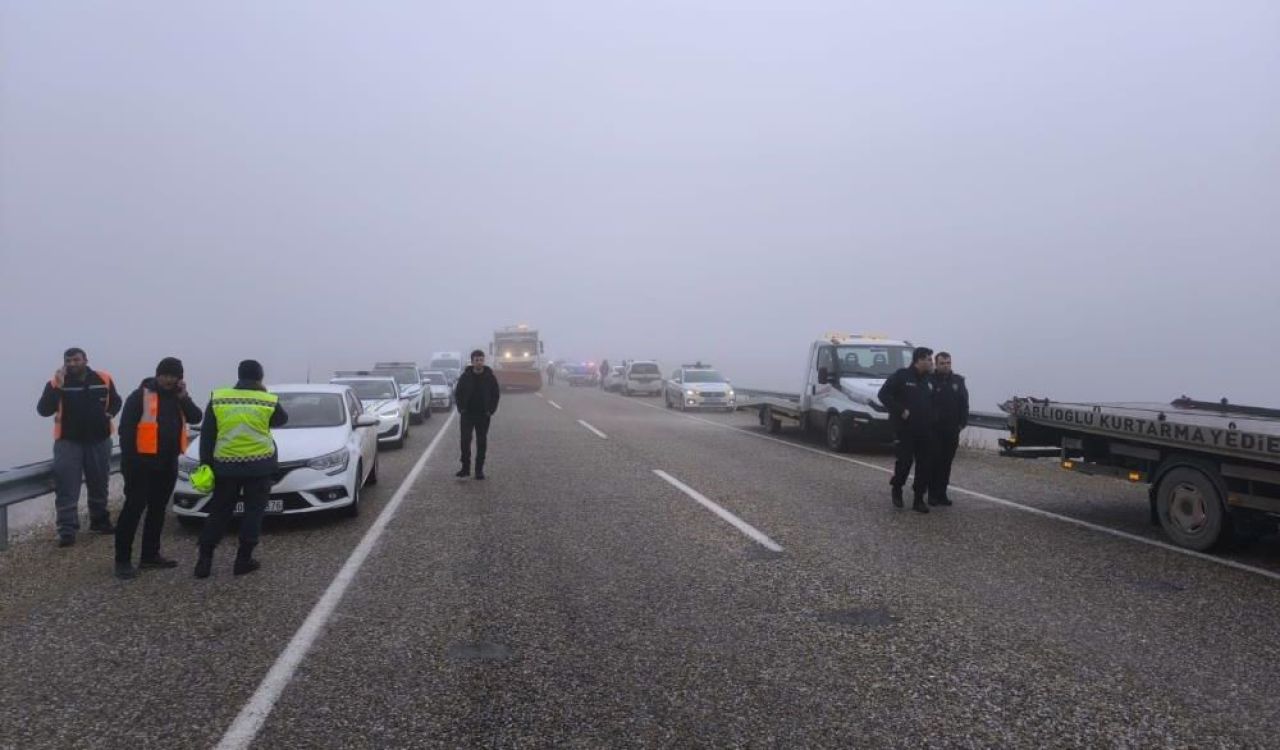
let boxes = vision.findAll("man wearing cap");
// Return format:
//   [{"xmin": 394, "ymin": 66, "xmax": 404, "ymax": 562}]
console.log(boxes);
[
  {"xmin": 36, "ymin": 347, "xmax": 123, "ymax": 546},
  {"xmin": 113, "ymin": 357, "xmax": 202, "ymax": 579},
  {"xmin": 193, "ymin": 360, "xmax": 288, "ymax": 578}
]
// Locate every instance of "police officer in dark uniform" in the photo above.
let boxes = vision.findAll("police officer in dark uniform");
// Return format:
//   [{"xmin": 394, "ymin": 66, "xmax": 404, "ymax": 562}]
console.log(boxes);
[
  {"xmin": 877, "ymin": 347, "xmax": 936, "ymax": 513},
  {"xmin": 929, "ymin": 351, "xmax": 969, "ymax": 506}
]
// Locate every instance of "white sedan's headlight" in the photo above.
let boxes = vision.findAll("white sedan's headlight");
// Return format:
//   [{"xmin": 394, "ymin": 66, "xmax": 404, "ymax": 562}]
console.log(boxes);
[
  {"xmin": 378, "ymin": 405, "xmax": 401, "ymax": 417},
  {"xmin": 686, "ymin": 389, "xmax": 696, "ymax": 396},
  {"xmin": 178, "ymin": 455, "xmax": 199, "ymax": 479},
  {"xmin": 308, "ymin": 449, "xmax": 349, "ymax": 476},
  {"xmin": 727, "ymin": 390, "xmax": 735, "ymax": 397}
]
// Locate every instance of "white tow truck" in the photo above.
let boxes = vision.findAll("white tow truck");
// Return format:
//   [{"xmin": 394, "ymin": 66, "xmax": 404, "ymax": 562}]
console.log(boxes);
[
  {"xmin": 1001, "ymin": 396, "xmax": 1280, "ymax": 551},
  {"xmin": 747, "ymin": 333, "xmax": 916, "ymax": 451}
]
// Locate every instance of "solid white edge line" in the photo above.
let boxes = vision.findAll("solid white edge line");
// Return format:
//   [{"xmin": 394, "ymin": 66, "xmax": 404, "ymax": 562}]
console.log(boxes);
[
  {"xmin": 215, "ymin": 411, "xmax": 459, "ymax": 750},
  {"xmin": 547, "ymin": 400, "xmax": 563, "ymax": 410},
  {"xmin": 577, "ymin": 420, "xmax": 608, "ymax": 439},
  {"xmin": 626, "ymin": 398, "xmax": 1280, "ymax": 583},
  {"xmin": 653, "ymin": 469, "xmax": 783, "ymax": 552}
]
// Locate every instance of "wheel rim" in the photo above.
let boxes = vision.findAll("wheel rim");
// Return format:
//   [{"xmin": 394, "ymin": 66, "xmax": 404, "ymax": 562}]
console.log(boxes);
[
  {"xmin": 1168, "ymin": 481, "xmax": 1208, "ymax": 534},
  {"xmin": 828, "ymin": 420, "xmax": 840, "ymax": 446}
]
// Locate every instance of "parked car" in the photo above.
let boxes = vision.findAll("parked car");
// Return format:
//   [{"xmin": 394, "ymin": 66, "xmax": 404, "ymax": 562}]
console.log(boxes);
[
  {"xmin": 602, "ymin": 365, "xmax": 626, "ymax": 392},
  {"xmin": 373, "ymin": 362, "xmax": 430, "ymax": 423},
  {"xmin": 172, "ymin": 384, "xmax": 380, "ymax": 523},
  {"xmin": 664, "ymin": 363, "xmax": 736, "ymax": 412},
  {"xmin": 622, "ymin": 360, "xmax": 663, "ymax": 397},
  {"xmin": 419, "ymin": 370, "xmax": 454, "ymax": 411},
  {"xmin": 331, "ymin": 375, "xmax": 411, "ymax": 447}
]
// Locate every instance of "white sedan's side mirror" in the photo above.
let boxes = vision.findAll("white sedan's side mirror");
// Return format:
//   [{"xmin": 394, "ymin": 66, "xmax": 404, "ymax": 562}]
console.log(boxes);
[{"xmin": 354, "ymin": 414, "xmax": 380, "ymax": 428}]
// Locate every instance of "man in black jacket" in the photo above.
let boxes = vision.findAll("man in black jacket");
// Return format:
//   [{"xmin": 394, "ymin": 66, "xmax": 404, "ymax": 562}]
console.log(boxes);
[
  {"xmin": 454, "ymin": 349, "xmax": 500, "ymax": 480},
  {"xmin": 36, "ymin": 347, "xmax": 123, "ymax": 546},
  {"xmin": 113, "ymin": 357, "xmax": 203, "ymax": 579},
  {"xmin": 929, "ymin": 352, "xmax": 969, "ymax": 507},
  {"xmin": 876, "ymin": 347, "xmax": 936, "ymax": 513}
]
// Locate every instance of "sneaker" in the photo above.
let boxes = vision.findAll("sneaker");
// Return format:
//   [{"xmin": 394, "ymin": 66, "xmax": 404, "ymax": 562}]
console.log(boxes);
[
  {"xmin": 139, "ymin": 555, "xmax": 179, "ymax": 569},
  {"xmin": 58, "ymin": 534, "xmax": 76, "ymax": 548},
  {"xmin": 233, "ymin": 558, "xmax": 261, "ymax": 576},
  {"xmin": 455, "ymin": 468, "xmax": 471, "ymax": 478},
  {"xmin": 114, "ymin": 561, "xmax": 137, "ymax": 580},
  {"xmin": 890, "ymin": 486, "xmax": 903, "ymax": 509}
]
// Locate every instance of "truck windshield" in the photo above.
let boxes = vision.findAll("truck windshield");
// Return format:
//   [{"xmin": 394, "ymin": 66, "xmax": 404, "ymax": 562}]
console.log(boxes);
[
  {"xmin": 834, "ymin": 346, "xmax": 912, "ymax": 377},
  {"xmin": 495, "ymin": 339, "xmax": 538, "ymax": 358}
]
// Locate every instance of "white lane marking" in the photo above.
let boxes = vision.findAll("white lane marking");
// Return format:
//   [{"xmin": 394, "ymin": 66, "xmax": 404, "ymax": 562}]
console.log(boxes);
[
  {"xmin": 547, "ymin": 400, "xmax": 563, "ymax": 410},
  {"xmin": 626, "ymin": 398, "xmax": 1280, "ymax": 583},
  {"xmin": 577, "ymin": 420, "xmax": 608, "ymax": 439},
  {"xmin": 215, "ymin": 412, "xmax": 458, "ymax": 750},
  {"xmin": 653, "ymin": 469, "xmax": 783, "ymax": 552}
]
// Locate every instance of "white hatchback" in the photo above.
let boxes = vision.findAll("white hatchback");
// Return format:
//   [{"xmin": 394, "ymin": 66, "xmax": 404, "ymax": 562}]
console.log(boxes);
[{"xmin": 172, "ymin": 384, "xmax": 380, "ymax": 522}]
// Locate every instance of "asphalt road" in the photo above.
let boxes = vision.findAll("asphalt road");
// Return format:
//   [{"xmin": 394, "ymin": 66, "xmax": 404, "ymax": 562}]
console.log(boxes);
[{"xmin": 2, "ymin": 387, "xmax": 1279, "ymax": 749}]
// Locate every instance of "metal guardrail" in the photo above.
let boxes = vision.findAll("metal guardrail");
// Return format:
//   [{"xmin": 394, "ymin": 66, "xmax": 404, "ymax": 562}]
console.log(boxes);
[
  {"xmin": 736, "ymin": 387, "xmax": 1009, "ymax": 431},
  {"xmin": 0, "ymin": 448, "xmax": 123, "ymax": 550}
]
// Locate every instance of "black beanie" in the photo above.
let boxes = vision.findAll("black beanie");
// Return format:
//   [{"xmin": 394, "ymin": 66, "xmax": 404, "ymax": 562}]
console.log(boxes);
[
  {"xmin": 238, "ymin": 359, "xmax": 265, "ymax": 382},
  {"xmin": 155, "ymin": 357, "xmax": 184, "ymax": 379}
]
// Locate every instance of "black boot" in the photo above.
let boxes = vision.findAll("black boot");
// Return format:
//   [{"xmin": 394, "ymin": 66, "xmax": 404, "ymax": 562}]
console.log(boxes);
[
  {"xmin": 194, "ymin": 546, "xmax": 214, "ymax": 579},
  {"xmin": 233, "ymin": 544, "xmax": 260, "ymax": 576},
  {"xmin": 89, "ymin": 516, "xmax": 115, "ymax": 534},
  {"xmin": 139, "ymin": 554, "xmax": 179, "ymax": 569},
  {"xmin": 114, "ymin": 561, "xmax": 137, "ymax": 580},
  {"xmin": 891, "ymin": 486, "xmax": 904, "ymax": 509},
  {"xmin": 455, "ymin": 466, "xmax": 470, "ymax": 478},
  {"xmin": 934, "ymin": 494, "xmax": 953, "ymax": 507},
  {"xmin": 912, "ymin": 494, "xmax": 930, "ymax": 514},
  {"xmin": 474, "ymin": 466, "xmax": 486, "ymax": 480}
]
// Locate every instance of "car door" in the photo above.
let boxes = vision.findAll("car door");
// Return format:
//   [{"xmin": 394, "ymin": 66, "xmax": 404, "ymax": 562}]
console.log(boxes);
[
  {"xmin": 668, "ymin": 369, "xmax": 681, "ymax": 400},
  {"xmin": 347, "ymin": 391, "xmax": 375, "ymax": 477}
]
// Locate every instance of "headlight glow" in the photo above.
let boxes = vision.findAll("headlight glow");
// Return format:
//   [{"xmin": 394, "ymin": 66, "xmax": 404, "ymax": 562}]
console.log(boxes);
[
  {"xmin": 308, "ymin": 449, "xmax": 350, "ymax": 476},
  {"xmin": 686, "ymin": 390, "xmax": 696, "ymax": 396}
]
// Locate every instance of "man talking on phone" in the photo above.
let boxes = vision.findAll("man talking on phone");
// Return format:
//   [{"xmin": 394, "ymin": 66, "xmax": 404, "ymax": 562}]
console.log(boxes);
[
  {"xmin": 36, "ymin": 347, "xmax": 122, "ymax": 547},
  {"xmin": 113, "ymin": 357, "xmax": 202, "ymax": 579}
]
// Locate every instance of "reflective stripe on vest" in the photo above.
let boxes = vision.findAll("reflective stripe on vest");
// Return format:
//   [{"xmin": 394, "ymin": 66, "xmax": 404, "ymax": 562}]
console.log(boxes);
[
  {"xmin": 210, "ymin": 388, "xmax": 278, "ymax": 462},
  {"xmin": 53, "ymin": 370, "xmax": 114, "ymax": 440},
  {"xmin": 136, "ymin": 387, "xmax": 188, "ymax": 455}
]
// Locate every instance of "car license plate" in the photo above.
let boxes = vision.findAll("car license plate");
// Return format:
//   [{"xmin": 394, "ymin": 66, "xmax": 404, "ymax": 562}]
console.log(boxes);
[{"xmin": 234, "ymin": 500, "xmax": 285, "ymax": 514}]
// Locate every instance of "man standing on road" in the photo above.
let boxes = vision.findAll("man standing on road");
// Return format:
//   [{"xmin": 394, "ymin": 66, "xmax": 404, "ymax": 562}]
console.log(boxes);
[
  {"xmin": 929, "ymin": 352, "xmax": 969, "ymax": 507},
  {"xmin": 877, "ymin": 347, "xmax": 936, "ymax": 514},
  {"xmin": 598, "ymin": 358, "xmax": 610, "ymax": 388},
  {"xmin": 194, "ymin": 360, "xmax": 288, "ymax": 579},
  {"xmin": 546, "ymin": 362, "xmax": 556, "ymax": 386},
  {"xmin": 36, "ymin": 347, "xmax": 123, "ymax": 546},
  {"xmin": 455, "ymin": 349, "xmax": 500, "ymax": 480},
  {"xmin": 113, "ymin": 357, "xmax": 202, "ymax": 579}
]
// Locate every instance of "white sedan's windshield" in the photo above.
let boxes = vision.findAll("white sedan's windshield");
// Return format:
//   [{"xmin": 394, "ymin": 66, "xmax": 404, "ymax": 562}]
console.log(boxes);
[
  {"xmin": 274, "ymin": 393, "xmax": 345, "ymax": 429},
  {"xmin": 683, "ymin": 370, "xmax": 725, "ymax": 383}
]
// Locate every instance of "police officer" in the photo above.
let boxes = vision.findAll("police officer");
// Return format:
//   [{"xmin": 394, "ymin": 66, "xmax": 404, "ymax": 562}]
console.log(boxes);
[
  {"xmin": 877, "ymin": 347, "xmax": 936, "ymax": 513},
  {"xmin": 929, "ymin": 351, "xmax": 969, "ymax": 506},
  {"xmin": 193, "ymin": 360, "xmax": 288, "ymax": 578}
]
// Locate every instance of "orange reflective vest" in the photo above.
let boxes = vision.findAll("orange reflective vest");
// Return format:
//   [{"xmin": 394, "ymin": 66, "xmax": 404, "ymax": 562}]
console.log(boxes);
[
  {"xmin": 52, "ymin": 370, "xmax": 114, "ymax": 440},
  {"xmin": 136, "ymin": 386, "xmax": 188, "ymax": 455}
]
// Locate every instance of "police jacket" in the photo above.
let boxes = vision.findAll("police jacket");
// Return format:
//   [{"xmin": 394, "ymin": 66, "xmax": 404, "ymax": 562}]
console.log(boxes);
[
  {"xmin": 198, "ymin": 380, "xmax": 289, "ymax": 478},
  {"xmin": 119, "ymin": 378, "xmax": 204, "ymax": 467},
  {"xmin": 931, "ymin": 373, "xmax": 969, "ymax": 432},
  {"xmin": 877, "ymin": 367, "xmax": 936, "ymax": 434},
  {"xmin": 454, "ymin": 366, "xmax": 501, "ymax": 416}
]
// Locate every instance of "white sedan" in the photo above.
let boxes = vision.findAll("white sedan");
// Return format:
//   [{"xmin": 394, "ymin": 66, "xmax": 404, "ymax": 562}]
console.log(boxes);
[
  {"xmin": 172, "ymin": 384, "xmax": 379, "ymax": 522},
  {"xmin": 331, "ymin": 376, "xmax": 411, "ymax": 447},
  {"xmin": 419, "ymin": 370, "xmax": 454, "ymax": 411}
]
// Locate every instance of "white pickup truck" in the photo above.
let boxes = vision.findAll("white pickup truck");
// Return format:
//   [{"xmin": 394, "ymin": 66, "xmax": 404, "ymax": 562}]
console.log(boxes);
[{"xmin": 747, "ymin": 333, "xmax": 916, "ymax": 451}]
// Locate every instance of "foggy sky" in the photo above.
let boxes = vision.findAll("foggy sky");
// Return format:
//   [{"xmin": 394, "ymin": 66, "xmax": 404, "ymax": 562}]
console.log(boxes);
[{"xmin": 2, "ymin": 1, "xmax": 1278, "ymax": 464}]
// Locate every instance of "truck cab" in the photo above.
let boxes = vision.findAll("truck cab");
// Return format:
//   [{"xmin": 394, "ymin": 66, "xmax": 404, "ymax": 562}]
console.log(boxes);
[{"xmin": 800, "ymin": 333, "xmax": 913, "ymax": 449}]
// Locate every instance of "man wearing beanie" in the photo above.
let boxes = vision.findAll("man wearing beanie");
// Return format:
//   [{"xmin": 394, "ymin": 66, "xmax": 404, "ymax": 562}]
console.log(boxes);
[
  {"xmin": 193, "ymin": 359, "xmax": 288, "ymax": 578},
  {"xmin": 114, "ymin": 357, "xmax": 203, "ymax": 579}
]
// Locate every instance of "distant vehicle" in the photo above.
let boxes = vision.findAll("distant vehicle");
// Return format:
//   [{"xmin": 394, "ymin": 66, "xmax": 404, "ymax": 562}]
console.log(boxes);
[
  {"xmin": 751, "ymin": 332, "xmax": 912, "ymax": 451},
  {"xmin": 602, "ymin": 366, "xmax": 625, "ymax": 392},
  {"xmin": 1002, "ymin": 396, "xmax": 1280, "ymax": 552},
  {"xmin": 330, "ymin": 375, "xmax": 411, "ymax": 447},
  {"xmin": 560, "ymin": 363, "xmax": 598, "ymax": 387},
  {"xmin": 172, "ymin": 384, "xmax": 380, "ymax": 523},
  {"xmin": 428, "ymin": 352, "xmax": 463, "ymax": 384},
  {"xmin": 664, "ymin": 363, "xmax": 736, "ymax": 412},
  {"xmin": 622, "ymin": 360, "xmax": 663, "ymax": 397},
  {"xmin": 418, "ymin": 370, "xmax": 454, "ymax": 411},
  {"xmin": 490, "ymin": 325, "xmax": 544, "ymax": 391},
  {"xmin": 372, "ymin": 362, "xmax": 429, "ymax": 423}
]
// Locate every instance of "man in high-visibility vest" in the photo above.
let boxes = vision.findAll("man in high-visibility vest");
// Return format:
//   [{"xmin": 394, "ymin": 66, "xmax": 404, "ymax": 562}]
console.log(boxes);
[
  {"xmin": 193, "ymin": 360, "xmax": 288, "ymax": 579},
  {"xmin": 113, "ymin": 357, "xmax": 202, "ymax": 580},
  {"xmin": 36, "ymin": 347, "xmax": 123, "ymax": 547}
]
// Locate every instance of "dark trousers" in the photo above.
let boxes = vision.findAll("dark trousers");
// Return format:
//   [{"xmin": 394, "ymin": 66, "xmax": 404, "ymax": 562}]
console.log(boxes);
[
  {"xmin": 115, "ymin": 459, "xmax": 178, "ymax": 562},
  {"xmin": 931, "ymin": 430, "xmax": 960, "ymax": 499},
  {"xmin": 891, "ymin": 430, "xmax": 933, "ymax": 496},
  {"xmin": 459, "ymin": 413, "xmax": 491, "ymax": 470},
  {"xmin": 197, "ymin": 476, "xmax": 271, "ymax": 552}
]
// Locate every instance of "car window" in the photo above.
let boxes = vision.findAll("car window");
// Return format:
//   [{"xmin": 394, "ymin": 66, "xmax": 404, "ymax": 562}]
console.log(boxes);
[
  {"xmin": 630, "ymin": 363, "xmax": 660, "ymax": 376},
  {"xmin": 346, "ymin": 391, "xmax": 361, "ymax": 423},
  {"xmin": 274, "ymin": 393, "xmax": 346, "ymax": 429}
]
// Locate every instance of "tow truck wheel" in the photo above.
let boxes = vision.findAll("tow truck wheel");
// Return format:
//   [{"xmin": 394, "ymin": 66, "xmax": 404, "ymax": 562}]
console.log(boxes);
[
  {"xmin": 761, "ymin": 406, "xmax": 782, "ymax": 434},
  {"xmin": 826, "ymin": 414, "xmax": 849, "ymax": 452},
  {"xmin": 1156, "ymin": 467, "xmax": 1229, "ymax": 551}
]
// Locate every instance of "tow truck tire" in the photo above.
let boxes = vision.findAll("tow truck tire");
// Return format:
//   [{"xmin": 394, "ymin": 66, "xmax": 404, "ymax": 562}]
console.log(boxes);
[
  {"xmin": 761, "ymin": 406, "xmax": 782, "ymax": 434},
  {"xmin": 826, "ymin": 414, "xmax": 849, "ymax": 452},
  {"xmin": 1155, "ymin": 467, "xmax": 1229, "ymax": 551}
]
